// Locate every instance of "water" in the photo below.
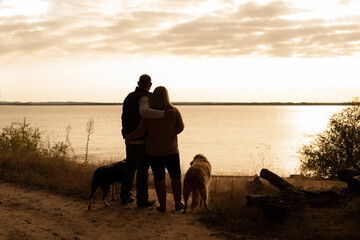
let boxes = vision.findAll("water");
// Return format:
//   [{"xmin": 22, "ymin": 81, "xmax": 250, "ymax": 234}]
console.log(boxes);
[{"xmin": 0, "ymin": 105, "xmax": 345, "ymax": 176}]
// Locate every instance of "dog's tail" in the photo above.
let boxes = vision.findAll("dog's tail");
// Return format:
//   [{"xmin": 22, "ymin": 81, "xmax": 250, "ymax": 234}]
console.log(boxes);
[
  {"xmin": 88, "ymin": 170, "xmax": 100, "ymax": 210},
  {"xmin": 91, "ymin": 170, "xmax": 100, "ymax": 189},
  {"xmin": 190, "ymin": 188, "xmax": 200, "ymax": 212}
]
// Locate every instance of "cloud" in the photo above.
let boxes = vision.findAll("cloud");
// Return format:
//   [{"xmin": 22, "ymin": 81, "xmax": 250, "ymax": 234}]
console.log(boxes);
[
  {"xmin": 0, "ymin": 0, "xmax": 359, "ymax": 60},
  {"xmin": 234, "ymin": 1, "xmax": 300, "ymax": 19},
  {"xmin": 338, "ymin": 0, "xmax": 354, "ymax": 5}
]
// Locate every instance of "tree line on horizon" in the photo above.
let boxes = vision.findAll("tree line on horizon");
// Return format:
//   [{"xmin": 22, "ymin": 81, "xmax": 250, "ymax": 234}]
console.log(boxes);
[{"xmin": 1, "ymin": 101, "xmax": 359, "ymax": 106}]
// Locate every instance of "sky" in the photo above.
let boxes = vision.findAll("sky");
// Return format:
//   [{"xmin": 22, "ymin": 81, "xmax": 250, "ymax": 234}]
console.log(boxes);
[{"xmin": 0, "ymin": 0, "xmax": 359, "ymax": 103}]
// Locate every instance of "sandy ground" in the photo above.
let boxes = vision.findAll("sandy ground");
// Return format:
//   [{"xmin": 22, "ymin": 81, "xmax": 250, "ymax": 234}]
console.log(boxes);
[{"xmin": 0, "ymin": 181, "xmax": 226, "ymax": 240}]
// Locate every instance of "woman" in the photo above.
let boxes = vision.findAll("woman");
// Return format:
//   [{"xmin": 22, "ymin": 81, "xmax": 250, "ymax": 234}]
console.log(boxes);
[{"xmin": 125, "ymin": 86, "xmax": 184, "ymax": 212}]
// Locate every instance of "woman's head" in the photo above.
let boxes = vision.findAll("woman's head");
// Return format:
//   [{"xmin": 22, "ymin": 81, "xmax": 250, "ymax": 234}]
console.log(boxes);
[{"xmin": 150, "ymin": 86, "xmax": 173, "ymax": 110}]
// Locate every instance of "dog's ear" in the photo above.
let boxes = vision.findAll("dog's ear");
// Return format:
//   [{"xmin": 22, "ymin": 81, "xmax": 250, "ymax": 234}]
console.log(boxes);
[{"xmin": 194, "ymin": 154, "xmax": 205, "ymax": 159}]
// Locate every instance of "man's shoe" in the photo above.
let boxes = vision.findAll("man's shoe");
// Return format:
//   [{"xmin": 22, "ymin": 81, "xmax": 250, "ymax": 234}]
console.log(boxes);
[
  {"xmin": 156, "ymin": 206, "xmax": 166, "ymax": 212},
  {"xmin": 121, "ymin": 197, "xmax": 135, "ymax": 205},
  {"xmin": 137, "ymin": 200, "xmax": 155, "ymax": 208}
]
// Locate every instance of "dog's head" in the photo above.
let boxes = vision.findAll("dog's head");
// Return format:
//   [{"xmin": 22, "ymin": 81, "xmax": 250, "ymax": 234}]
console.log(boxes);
[{"xmin": 190, "ymin": 154, "xmax": 208, "ymax": 166}]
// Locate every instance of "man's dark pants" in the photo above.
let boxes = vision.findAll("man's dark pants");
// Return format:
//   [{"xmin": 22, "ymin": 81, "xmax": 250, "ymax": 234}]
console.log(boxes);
[{"xmin": 120, "ymin": 143, "xmax": 149, "ymax": 204}]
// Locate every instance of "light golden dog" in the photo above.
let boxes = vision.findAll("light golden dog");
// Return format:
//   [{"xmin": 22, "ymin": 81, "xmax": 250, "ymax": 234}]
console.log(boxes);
[{"xmin": 182, "ymin": 154, "xmax": 211, "ymax": 213}]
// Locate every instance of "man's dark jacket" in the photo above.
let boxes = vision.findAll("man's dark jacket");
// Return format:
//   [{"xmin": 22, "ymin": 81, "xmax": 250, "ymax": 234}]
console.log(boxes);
[{"xmin": 121, "ymin": 87, "xmax": 151, "ymax": 139}]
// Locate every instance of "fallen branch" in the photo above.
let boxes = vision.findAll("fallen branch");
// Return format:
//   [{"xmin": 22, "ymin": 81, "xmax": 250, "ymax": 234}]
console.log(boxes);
[
  {"xmin": 260, "ymin": 169, "xmax": 297, "ymax": 193},
  {"xmin": 337, "ymin": 169, "xmax": 360, "ymax": 182},
  {"xmin": 337, "ymin": 169, "xmax": 360, "ymax": 193},
  {"xmin": 246, "ymin": 195, "xmax": 289, "ymax": 216},
  {"xmin": 246, "ymin": 169, "xmax": 349, "ymax": 215},
  {"xmin": 347, "ymin": 176, "xmax": 360, "ymax": 193}
]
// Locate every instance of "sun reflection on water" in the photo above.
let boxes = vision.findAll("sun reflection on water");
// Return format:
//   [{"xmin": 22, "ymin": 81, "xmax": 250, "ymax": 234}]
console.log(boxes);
[{"xmin": 290, "ymin": 106, "xmax": 343, "ymax": 136}]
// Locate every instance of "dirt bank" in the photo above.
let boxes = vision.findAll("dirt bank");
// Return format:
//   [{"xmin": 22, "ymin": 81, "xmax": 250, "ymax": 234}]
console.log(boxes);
[{"xmin": 0, "ymin": 182, "xmax": 225, "ymax": 240}]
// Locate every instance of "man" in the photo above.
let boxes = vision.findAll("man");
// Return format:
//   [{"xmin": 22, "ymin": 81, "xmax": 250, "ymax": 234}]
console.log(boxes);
[{"xmin": 121, "ymin": 74, "xmax": 175, "ymax": 208}]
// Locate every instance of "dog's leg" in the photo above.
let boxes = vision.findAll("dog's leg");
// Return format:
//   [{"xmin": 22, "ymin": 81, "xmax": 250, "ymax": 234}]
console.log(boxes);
[
  {"xmin": 110, "ymin": 184, "xmax": 117, "ymax": 201},
  {"xmin": 199, "ymin": 186, "xmax": 209, "ymax": 210},
  {"xmin": 190, "ymin": 189, "xmax": 200, "ymax": 212},
  {"xmin": 181, "ymin": 186, "xmax": 191, "ymax": 214},
  {"xmin": 100, "ymin": 184, "xmax": 110, "ymax": 207},
  {"xmin": 88, "ymin": 187, "xmax": 98, "ymax": 210}
]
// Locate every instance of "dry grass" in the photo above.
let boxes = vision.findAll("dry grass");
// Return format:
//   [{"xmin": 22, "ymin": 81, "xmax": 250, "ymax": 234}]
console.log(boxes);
[
  {"xmin": 0, "ymin": 153, "xmax": 100, "ymax": 198},
  {"xmin": 197, "ymin": 174, "xmax": 360, "ymax": 240},
  {"xmin": 0, "ymin": 148, "xmax": 173, "ymax": 201},
  {"xmin": 1, "ymin": 152, "xmax": 359, "ymax": 239}
]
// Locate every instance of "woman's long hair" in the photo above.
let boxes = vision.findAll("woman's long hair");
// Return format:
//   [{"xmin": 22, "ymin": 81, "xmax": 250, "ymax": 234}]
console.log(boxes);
[{"xmin": 150, "ymin": 86, "xmax": 174, "ymax": 110}]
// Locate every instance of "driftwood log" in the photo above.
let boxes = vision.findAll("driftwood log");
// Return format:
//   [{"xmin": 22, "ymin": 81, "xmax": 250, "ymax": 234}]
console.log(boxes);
[
  {"xmin": 246, "ymin": 195, "xmax": 289, "ymax": 216},
  {"xmin": 337, "ymin": 169, "xmax": 360, "ymax": 192},
  {"xmin": 247, "ymin": 169, "xmax": 302, "ymax": 216},
  {"xmin": 347, "ymin": 176, "xmax": 360, "ymax": 192},
  {"xmin": 299, "ymin": 186, "xmax": 349, "ymax": 207},
  {"xmin": 259, "ymin": 169, "xmax": 297, "ymax": 193},
  {"xmin": 246, "ymin": 169, "xmax": 349, "ymax": 216}
]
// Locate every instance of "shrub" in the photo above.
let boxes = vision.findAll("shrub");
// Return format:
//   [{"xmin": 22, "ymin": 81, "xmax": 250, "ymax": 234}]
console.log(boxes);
[
  {"xmin": 0, "ymin": 118, "xmax": 42, "ymax": 160},
  {"xmin": 0, "ymin": 118, "xmax": 68, "ymax": 161},
  {"xmin": 0, "ymin": 119, "xmax": 99, "ymax": 197},
  {"xmin": 299, "ymin": 102, "xmax": 360, "ymax": 178}
]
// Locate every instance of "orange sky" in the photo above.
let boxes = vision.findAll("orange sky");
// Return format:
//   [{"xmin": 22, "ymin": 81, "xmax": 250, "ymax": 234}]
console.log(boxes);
[{"xmin": 0, "ymin": 0, "xmax": 359, "ymax": 102}]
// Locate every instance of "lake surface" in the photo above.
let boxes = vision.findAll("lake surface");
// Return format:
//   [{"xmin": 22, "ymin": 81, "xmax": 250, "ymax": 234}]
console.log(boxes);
[{"xmin": 0, "ymin": 105, "xmax": 345, "ymax": 176}]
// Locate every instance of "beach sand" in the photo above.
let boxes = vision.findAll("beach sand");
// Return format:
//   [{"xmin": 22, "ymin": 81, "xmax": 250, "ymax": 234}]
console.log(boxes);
[{"xmin": 0, "ymin": 182, "xmax": 225, "ymax": 240}]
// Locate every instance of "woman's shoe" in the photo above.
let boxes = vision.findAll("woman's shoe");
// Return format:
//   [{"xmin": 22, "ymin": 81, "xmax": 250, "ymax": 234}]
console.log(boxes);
[
  {"xmin": 171, "ymin": 178, "xmax": 184, "ymax": 210},
  {"xmin": 154, "ymin": 180, "xmax": 167, "ymax": 212}
]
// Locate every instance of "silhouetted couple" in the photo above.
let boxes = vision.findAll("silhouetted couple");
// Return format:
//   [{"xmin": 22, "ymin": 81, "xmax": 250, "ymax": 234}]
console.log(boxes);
[{"xmin": 121, "ymin": 74, "xmax": 184, "ymax": 212}]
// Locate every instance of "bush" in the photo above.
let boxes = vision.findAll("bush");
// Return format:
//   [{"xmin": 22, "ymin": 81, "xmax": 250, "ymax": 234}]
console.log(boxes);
[
  {"xmin": 0, "ymin": 119, "xmax": 99, "ymax": 197},
  {"xmin": 299, "ymin": 102, "xmax": 360, "ymax": 178},
  {"xmin": 0, "ymin": 119, "xmax": 42, "ymax": 160},
  {"xmin": 0, "ymin": 118, "xmax": 68, "ymax": 161}
]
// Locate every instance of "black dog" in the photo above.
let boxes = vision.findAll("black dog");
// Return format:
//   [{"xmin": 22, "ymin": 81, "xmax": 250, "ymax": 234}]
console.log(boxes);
[{"xmin": 88, "ymin": 160, "xmax": 126, "ymax": 210}]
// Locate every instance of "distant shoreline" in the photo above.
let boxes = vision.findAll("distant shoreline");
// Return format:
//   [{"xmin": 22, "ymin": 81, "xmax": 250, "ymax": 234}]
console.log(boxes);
[{"xmin": 1, "ymin": 101, "xmax": 359, "ymax": 106}]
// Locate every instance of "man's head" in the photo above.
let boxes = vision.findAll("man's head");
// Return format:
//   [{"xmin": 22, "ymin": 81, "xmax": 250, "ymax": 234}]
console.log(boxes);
[{"xmin": 138, "ymin": 74, "xmax": 152, "ymax": 91}]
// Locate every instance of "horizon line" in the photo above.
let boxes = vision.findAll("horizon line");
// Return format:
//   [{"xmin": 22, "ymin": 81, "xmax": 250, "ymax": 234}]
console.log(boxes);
[{"xmin": 1, "ymin": 101, "xmax": 359, "ymax": 106}]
